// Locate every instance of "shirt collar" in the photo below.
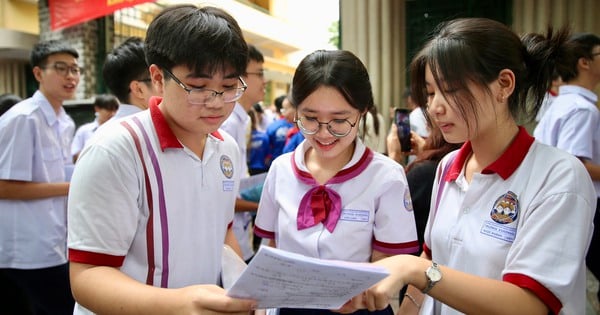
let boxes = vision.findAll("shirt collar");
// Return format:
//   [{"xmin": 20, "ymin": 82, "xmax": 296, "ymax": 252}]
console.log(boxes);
[
  {"xmin": 445, "ymin": 126, "xmax": 534, "ymax": 181},
  {"xmin": 558, "ymin": 85, "xmax": 598, "ymax": 103},
  {"xmin": 149, "ymin": 96, "xmax": 224, "ymax": 151},
  {"xmin": 34, "ymin": 90, "xmax": 69, "ymax": 127}
]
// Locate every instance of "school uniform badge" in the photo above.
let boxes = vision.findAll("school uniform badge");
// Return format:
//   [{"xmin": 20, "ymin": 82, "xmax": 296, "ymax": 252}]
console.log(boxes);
[
  {"xmin": 220, "ymin": 155, "xmax": 234, "ymax": 179},
  {"xmin": 480, "ymin": 191, "xmax": 518, "ymax": 243},
  {"xmin": 490, "ymin": 191, "xmax": 519, "ymax": 224}
]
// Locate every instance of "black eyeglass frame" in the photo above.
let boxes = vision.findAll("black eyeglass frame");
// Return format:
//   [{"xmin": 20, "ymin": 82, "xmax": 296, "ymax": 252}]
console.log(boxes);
[
  {"xmin": 162, "ymin": 67, "xmax": 247, "ymax": 105},
  {"xmin": 40, "ymin": 62, "xmax": 83, "ymax": 76},
  {"xmin": 295, "ymin": 113, "xmax": 362, "ymax": 138}
]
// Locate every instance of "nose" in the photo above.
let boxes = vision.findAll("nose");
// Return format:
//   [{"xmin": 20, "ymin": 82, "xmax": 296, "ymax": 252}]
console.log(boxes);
[
  {"xmin": 203, "ymin": 96, "xmax": 226, "ymax": 109},
  {"xmin": 427, "ymin": 94, "xmax": 445, "ymax": 117}
]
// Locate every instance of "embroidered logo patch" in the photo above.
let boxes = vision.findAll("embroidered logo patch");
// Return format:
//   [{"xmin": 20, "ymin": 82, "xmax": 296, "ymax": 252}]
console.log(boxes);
[
  {"xmin": 490, "ymin": 191, "xmax": 518, "ymax": 224},
  {"xmin": 220, "ymin": 155, "xmax": 234, "ymax": 179},
  {"xmin": 404, "ymin": 188, "xmax": 413, "ymax": 212}
]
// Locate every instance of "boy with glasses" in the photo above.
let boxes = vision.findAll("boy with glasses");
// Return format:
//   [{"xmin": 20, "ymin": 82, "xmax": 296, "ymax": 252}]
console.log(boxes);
[
  {"xmin": 67, "ymin": 5, "xmax": 256, "ymax": 314},
  {"xmin": 221, "ymin": 44, "xmax": 267, "ymax": 262},
  {"xmin": 0, "ymin": 39, "xmax": 79, "ymax": 314}
]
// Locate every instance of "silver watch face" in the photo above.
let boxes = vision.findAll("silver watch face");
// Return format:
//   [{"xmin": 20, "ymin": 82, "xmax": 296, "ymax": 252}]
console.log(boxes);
[{"xmin": 427, "ymin": 265, "xmax": 442, "ymax": 282}]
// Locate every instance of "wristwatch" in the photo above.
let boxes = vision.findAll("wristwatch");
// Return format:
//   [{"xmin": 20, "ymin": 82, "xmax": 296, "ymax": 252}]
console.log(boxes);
[{"xmin": 422, "ymin": 262, "xmax": 442, "ymax": 294}]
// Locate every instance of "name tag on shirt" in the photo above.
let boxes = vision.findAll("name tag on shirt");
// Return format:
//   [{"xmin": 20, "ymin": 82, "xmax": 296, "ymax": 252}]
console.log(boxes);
[
  {"xmin": 222, "ymin": 180, "xmax": 235, "ymax": 192},
  {"xmin": 340, "ymin": 209, "xmax": 370, "ymax": 222},
  {"xmin": 480, "ymin": 220, "xmax": 516, "ymax": 243}
]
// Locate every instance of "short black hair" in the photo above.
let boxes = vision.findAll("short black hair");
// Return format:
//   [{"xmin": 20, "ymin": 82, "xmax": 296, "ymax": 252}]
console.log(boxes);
[
  {"xmin": 103, "ymin": 37, "xmax": 149, "ymax": 103},
  {"xmin": 30, "ymin": 39, "xmax": 79, "ymax": 68},
  {"xmin": 0, "ymin": 93, "xmax": 22, "ymax": 116},
  {"xmin": 248, "ymin": 44, "xmax": 264, "ymax": 63},
  {"xmin": 145, "ymin": 5, "xmax": 248, "ymax": 77},
  {"xmin": 556, "ymin": 33, "xmax": 600, "ymax": 82},
  {"xmin": 274, "ymin": 94, "xmax": 287, "ymax": 112},
  {"xmin": 93, "ymin": 94, "xmax": 119, "ymax": 111}
]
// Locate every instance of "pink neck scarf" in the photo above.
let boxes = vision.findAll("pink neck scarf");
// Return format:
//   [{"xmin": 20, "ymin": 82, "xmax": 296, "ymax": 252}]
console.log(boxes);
[{"xmin": 292, "ymin": 147, "xmax": 373, "ymax": 233}]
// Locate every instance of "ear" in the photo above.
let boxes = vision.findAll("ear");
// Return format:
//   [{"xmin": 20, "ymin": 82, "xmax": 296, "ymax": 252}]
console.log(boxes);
[
  {"xmin": 496, "ymin": 69, "xmax": 515, "ymax": 102},
  {"xmin": 32, "ymin": 66, "xmax": 43, "ymax": 83},
  {"xmin": 129, "ymin": 80, "xmax": 144, "ymax": 100},
  {"xmin": 578, "ymin": 56, "xmax": 591, "ymax": 71},
  {"xmin": 149, "ymin": 64, "xmax": 164, "ymax": 94}
]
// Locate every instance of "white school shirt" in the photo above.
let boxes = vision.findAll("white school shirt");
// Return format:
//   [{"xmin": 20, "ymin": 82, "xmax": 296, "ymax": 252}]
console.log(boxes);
[
  {"xmin": 220, "ymin": 102, "xmax": 254, "ymax": 260},
  {"xmin": 421, "ymin": 127, "xmax": 596, "ymax": 315},
  {"xmin": 534, "ymin": 84, "xmax": 600, "ymax": 197},
  {"xmin": 111, "ymin": 103, "xmax": 144, "ymax": 121},
  {"xmin": 68, "ymin": 97, "xmax": 239, "ymax": 314},
  {"xmin": 70, "ymin": 119, "xmax": 98, "ymax": 157},
  {"xmin": 0, "ymin": 90, "xmax": 75, "ymax": 269},
  {"xmin": 255, "ymin": 139, "xmax": 419, "ymax": 262}
]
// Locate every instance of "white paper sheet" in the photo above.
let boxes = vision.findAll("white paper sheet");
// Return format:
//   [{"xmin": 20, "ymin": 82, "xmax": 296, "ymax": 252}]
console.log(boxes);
[{"xmin": 226, "ymin": 246, "xmax": 389, "ymax": 309}]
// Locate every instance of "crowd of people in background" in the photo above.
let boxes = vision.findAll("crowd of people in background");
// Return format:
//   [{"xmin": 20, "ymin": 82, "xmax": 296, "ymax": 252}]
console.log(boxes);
[{"xmin": 0, "ymin": 4, "xmax": 598, "ymax": 315}]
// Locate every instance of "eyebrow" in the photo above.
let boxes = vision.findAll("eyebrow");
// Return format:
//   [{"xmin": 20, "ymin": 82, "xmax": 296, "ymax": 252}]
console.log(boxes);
[{"xmin": 301, "ymin": 108, "xmax": 353, "ymax": 115}]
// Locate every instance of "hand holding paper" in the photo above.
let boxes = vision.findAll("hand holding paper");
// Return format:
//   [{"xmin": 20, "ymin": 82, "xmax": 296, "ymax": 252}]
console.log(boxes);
[{"xmin": 226, "ymin": 246, "xmax": 389, "ymax": 309}]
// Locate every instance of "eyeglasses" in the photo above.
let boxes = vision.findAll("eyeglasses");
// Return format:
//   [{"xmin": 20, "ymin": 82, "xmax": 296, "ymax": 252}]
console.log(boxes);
[
  {"xmin": 41, "ymin": 62, "xmax": 82, "ymax": 76},
  {"xmin": 246, "ymin": 71, "xmax": 265, "ymax": 78},
  {"xmin": 295, "ymin": 114, "xmax": 361, "ymax": 138},
  {"xmin": 162, "ymin": 68, "xmax": 247, "ymax": 105}
]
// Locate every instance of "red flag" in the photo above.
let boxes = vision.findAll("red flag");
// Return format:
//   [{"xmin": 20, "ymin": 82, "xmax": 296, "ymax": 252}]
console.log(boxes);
[{"xmin": 49, "ymin": 0, "xmax": 155, "ymax": 31}]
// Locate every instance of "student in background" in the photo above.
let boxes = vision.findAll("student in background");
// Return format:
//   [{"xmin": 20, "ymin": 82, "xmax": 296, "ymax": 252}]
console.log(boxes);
[
  {"xmin": 0, "ymin": 39, "xmax": 80, "ymax": 315},
  {"xmin": 221, "ymin": 44, "xmax": 267, "ymax": 262},
  {"xmin": 102, "ymin": 36, "xmax": 160, "ymax": 121},
  {"xmin": 71, "ymin": 94, "xmax": 118, "ymax": 162},
  {"xmin": 534, "ymin": 32, "xmax": 600, "ymax": 304},
  {"xmin": 342, "ymin": 18, "xmax": 595, "ymax": 315}
]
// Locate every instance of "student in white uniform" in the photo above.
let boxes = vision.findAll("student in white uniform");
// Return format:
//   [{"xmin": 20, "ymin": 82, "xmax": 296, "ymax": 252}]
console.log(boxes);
[
  {"xmin": 0, "ymin": 39, "xmax": 79, "ymax": 315},
  {"xmin": 67, "ymin": 5, "xmax": 255, "ymax": 314},
  {"xmin": 221, "ymin": 45, "xmax": 267, "ymax": 262},
  {"xmin": 341, "ymin": 18, "xmax": 596, "ymax": 315},
  {"xmin": 71, "ymin": 94, "xmax": 118, "ymax": 162},
  {"xmin": 254, "ymin": 49, "xmax": 419, "ymax": 315}
]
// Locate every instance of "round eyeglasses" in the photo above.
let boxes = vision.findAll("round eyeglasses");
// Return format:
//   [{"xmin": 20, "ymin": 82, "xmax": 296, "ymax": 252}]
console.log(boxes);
[
  {"xmin": 41, "ymin": 62, "xmax": 83, "ymax": 76},
  {"xmin": 162, "ymin": 67, "xmax": 247, "ymax": 105},
  {"xmin": 295, "ymin": 114, "xmax": 361, "ymax": 138}
]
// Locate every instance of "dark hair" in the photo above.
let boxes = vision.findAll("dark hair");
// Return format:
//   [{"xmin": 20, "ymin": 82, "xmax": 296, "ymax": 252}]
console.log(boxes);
[
  {"xmin": 248, "ymin": 45, "xmax": 264, "ymax": 64},
  {"xmin": 145, "ymin": 5, "xmax": 248, "ymax": 77},
  {"xmin": 406, "ymin": 125, "xmax": 462, "ymax": 172},
  {"xmin": 0, "ymin": 93, "xmax": 22, "ymax": 116},
  {"xmin": 555, "ymin": 33, "xmax": 600, "ymax": 82},
  {"xmin": 93, "ymin": 94, "xmax": 119, "ymax": 111},
  {"xmin": 103, "ymin": 37, "xmax": 149, "ymax": 103},
  {"xmin": 30, "ymin": 39, "xmax": 79, "ymax": 68},
  {"xmin": 410, "ymin": 18, "xmax": 570, "ymax": 129},
  {"xmin": 290, "ymin": 50, "xmax": 378, "ymax": 129},
  {"xmin": 252, "ymin": 102, "xmax": 264, "ymax": 113},
  {"xmin": 274, "ymin": 94, "xmax": 287, "ymax": 113}
]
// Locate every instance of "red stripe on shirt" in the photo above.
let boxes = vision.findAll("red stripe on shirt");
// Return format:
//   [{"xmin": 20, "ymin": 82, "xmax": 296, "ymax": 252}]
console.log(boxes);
[
  {"xmin": 503, "ymin": 273, "xmax": 562, "ymax": 315},
  {"xmin": 372, "ymin": 239, "xmax": 420, "ymax": 255},
  {"xmin": 69, "ymin": 249, "xmax": 125, "ymax": 267},
  {"xmin": 254, "ymin": 225, "xmax": 275, "ymax": 239}
]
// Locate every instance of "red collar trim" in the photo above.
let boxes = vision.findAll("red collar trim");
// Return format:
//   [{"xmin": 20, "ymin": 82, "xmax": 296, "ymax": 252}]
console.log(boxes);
[
  {"xmin": 149, "ymin": 97, "xmax": 183, "ymax": 150},
  {"xmin": 548, "ymin": 89, "xmax": 558, "ymax": 97},
  {"xmin": 445, "ymin": 126, "xmax": 534, "ymax": 181}
]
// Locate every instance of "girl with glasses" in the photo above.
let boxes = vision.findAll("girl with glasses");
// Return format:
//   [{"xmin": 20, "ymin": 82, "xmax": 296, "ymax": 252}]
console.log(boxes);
[{"xmin": 254, "ymin": 49, "xmax": 419, "ymax": 315}]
